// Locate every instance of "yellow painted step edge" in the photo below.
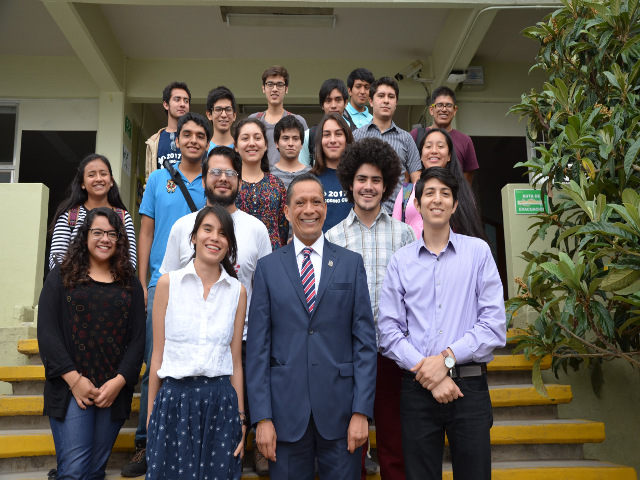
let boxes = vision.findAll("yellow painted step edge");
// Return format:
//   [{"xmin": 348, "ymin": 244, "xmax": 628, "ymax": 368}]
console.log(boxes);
[
  {"xmin": 482, "ymin": 464, "xmax": 638, "ymax": 480},
  {"xmin": 0, "ymin": 395, "xmax": 141, "ymax": 416},
  {"xmin": 0, "ymin": 356, "xmax": 548, "ymax": 382},
  {"xmin": 16, "ymin": 330, "xmax": 531, "ymax": 353},
  {"xmin": 490, "ymin": 384, "xmax": 572, "ymax": 407},
  {"xmin": 488, "ymin": 355, "xmax": 552, "ymax": 371},
  {"xmin": 17, "ymin": 339, "xmax": 39, "ymax": 355},
  {"xmin": 0, "ymin": 420, "xmax": 605, "ymax": 459},
  {"xmin": 3, "ymin": 464, "xmax": 637, "ymax": 480},
  {"xmin": 0, "ymin": 384, "xmax": 572, "ymax": 417},
  {"xmin": 0, "ymin": 365, "xmax": 146, "ymax": 382}
]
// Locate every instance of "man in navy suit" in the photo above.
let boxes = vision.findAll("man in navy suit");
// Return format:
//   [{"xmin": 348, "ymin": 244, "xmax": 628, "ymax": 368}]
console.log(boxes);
[{"xmin": 247, "ymin": 172, "xmax": 377, "ymax": 480}]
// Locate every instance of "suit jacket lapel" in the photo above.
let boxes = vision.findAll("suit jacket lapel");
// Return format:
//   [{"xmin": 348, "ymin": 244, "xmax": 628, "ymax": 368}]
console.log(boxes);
[
  {"xmin": 314, "ymin": 241, "xmax": 338, "ymax": 310},
  {"xmin": 280, "ymin": 243, "xmax": 310, "ymax": 314}
]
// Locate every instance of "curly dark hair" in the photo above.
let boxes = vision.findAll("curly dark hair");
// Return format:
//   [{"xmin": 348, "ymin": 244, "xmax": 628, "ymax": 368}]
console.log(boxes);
[
  {"xmin": 48, "ymin": 154, "xmax": 127, "ymax": 235},
  {"xmin": 337, "ymin": 138, "xmax": 402, "ymax": 204},
  {"xmin": 189, "ymin": 206, "xmax": 238, "ymax": 280},
  {"xmin": 60, "ymin": 207, "xmax": 134, "ymax": 290},
  {"xmin": 233, "ymin": 117, "xmax": 270, "ymax": 173}
]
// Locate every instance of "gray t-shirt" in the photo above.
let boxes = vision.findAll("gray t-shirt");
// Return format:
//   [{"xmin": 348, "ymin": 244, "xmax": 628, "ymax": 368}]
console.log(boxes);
[
  {"xmin": 270, "ymin": 164, "xmax": 312, "ymax": 190},
  {"xmin": 249, "ymin": 111, "xmax": 308, "ymax": 167}
]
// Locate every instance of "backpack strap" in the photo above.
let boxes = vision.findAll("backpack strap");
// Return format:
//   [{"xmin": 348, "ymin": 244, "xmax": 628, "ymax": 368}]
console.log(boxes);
[
  {"xmin": 114, "ymin": 208, "xmax": 125, "ymax": 224},
  {"xmin": 401, "ymin": 183, "xmax": 414, "ymax": 223},
  {"xmin": 163, "ymin": 159, "xmax": 198, "ymax": 213},
  {"xmin": 308, "ymin": 125, "xmax": 317, "ymax": 166},
  {"xmin": 67, "ymin": 206, "xmax": 80, "ymax": 229},
  {"xmin": 415, "ymin": 126, "xmax": 428, "ymax": 150},
  {"xmin": 342, "ymin": 109, "xmax": 358, "ymax": 131}
]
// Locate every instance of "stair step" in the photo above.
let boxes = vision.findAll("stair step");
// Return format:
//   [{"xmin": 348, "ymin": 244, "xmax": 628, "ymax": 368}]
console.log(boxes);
[
  {"xmin": 1, "ymin": 460, "xmax": 635, "ymax": 480},
  {"xmin": 0, "ymin": 395, "xmax": 141, "ymax": 417},
  {"xmin": 0, "ymin": 385, "xmax": 570, "ymax": 419},
  {"xmin": 0, "ymin": 353, "xmax": 551, "ymax": 386},
  {"xmin": 0, "ymin": 419, "xmax": 604, "ymax": 459},
  {"xmin": 488, "ymin": 355, "xmax": 551, "ymax": 371},
  {"xmin": 16, "ymin": 340, "xmax": 38, "ymax": 356},
  {"xmin": 0, "ymin": 366, "xmax": 145, "ymax": 383}
]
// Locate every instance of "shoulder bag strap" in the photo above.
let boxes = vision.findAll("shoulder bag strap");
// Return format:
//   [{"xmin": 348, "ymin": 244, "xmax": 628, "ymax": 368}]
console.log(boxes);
[{"xmin": 163, "ymin": 159, "xmax": 198, "ymax": 213}]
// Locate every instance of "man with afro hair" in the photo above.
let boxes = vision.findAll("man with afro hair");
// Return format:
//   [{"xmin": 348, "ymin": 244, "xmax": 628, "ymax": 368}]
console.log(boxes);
[{"xmin": 325, "ymin": 137, "xmax": 416, "ymax": 480}]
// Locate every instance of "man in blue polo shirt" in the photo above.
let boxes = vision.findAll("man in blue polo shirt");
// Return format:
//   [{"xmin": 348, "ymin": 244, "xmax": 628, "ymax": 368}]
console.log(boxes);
[
  {"xmin": 345, "ymin": 68, "xmax": 375, "ymax": 129},
  {"xmin": 121, "ymin": 112, "xmax": 210, "ymax": 477}
]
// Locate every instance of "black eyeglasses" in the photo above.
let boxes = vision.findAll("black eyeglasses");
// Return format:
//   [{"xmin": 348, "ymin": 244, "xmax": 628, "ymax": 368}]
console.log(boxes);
[
  {"xmin": 89, "ymin": 228, "xmax": 119, "ymax": 241},
  {"xmin": 213, "ymin": 106, "xmax": 234, "ymax": 115},
  {"xmin": 431, "ymin": 103, "xmax": 456, "ymax": 111},
  {"xmin": 264, "ymin": 81, "xmax": 286, "ymax": 90}
]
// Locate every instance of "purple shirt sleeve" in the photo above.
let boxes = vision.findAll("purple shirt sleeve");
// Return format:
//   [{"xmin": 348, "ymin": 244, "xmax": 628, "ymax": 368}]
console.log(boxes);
[{"xmin": 378, "ymin": 233, "xmax": 506, "ymax": 369}]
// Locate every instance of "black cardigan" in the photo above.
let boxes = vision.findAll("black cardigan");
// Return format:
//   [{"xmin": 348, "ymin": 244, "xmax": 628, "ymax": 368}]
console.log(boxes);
[{"xmin": 37, "ymin": 267, "xmax": 146, "ymax": 421}]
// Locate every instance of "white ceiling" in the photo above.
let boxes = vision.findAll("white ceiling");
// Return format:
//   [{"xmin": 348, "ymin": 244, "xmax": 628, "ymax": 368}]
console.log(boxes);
[{"xmin": 0, "ymin": 0, "xmax": 552, "ymax": 63}]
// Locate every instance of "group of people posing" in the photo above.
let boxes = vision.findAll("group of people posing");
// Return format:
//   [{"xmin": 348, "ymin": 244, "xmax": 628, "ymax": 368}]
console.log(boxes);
[{"xmin": 38, "ymin": 65, "xmax": 506, "ymax": 480}]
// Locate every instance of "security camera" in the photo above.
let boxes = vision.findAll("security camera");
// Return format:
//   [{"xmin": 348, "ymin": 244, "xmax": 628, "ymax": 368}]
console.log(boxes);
[
  {"xmin": 394, "ymin": 60, "xmax": 423, "ymax": 82},
  {"xmin": 447, "ymin": 70, "xmax": 468, "ymax": 84}
]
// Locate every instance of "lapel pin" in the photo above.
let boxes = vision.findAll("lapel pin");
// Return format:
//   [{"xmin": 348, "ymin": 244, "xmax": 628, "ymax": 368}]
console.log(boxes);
[{"xmin": 328, "ymin": 260, "xmax": 334, "ymax": 267}]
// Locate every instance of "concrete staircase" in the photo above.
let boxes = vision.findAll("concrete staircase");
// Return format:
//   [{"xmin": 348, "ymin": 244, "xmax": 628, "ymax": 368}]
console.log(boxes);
[{"xmin": 0, "ymin": 335, "xmax": 636, "ymax": 480}]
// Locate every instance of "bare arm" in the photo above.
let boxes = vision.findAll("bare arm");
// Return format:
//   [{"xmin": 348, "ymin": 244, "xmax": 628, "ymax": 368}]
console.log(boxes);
[
  {"xmin": 231, "ymin": 286, "xmax": 248, "ymax": 458},
  {"xmin": 464, "ymin": 170, "xmax": 474, "ymax": 186},
  {"xmin": 138, "ymin": 215, "xmax": 155, "ymax": 307},
  {"xmin": 146, "ymin": 273, "xmax": 168, "ymax": 429},
  {"xmin": 409, "ymin": 170, "xmax": 421, "ymax": 183}
]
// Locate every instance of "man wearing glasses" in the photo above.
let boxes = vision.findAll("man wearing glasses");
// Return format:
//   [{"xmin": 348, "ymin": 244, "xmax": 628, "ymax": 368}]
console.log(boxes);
[
  {"xmin": 250, "ymin": 65, "xmax": 308, "ymax": 167},
  {"xmin": 205, "ymin": 86, "xmax": 237, "ymax": 152},
  {"xmin": 410, "ymin": 86, "xmax": 479, "ymax": 186}
]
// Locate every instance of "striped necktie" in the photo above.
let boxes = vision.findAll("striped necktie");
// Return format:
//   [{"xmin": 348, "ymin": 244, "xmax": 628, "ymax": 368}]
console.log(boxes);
[{"xmin": 301, "ymin": 247, "xmax": 316, "ymax": 313}]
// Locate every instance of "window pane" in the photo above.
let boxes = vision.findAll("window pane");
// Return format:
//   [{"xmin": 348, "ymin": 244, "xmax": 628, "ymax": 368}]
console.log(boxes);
[{"xmin": 0, "ymin": 171, "xmax": 12, "ymax": 183}]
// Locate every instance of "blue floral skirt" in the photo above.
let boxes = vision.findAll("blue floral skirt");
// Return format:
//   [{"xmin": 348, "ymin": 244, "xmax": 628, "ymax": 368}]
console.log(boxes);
[{"xmin": 146, "ymin": 376, "xmax": 243, "ymax": 480}]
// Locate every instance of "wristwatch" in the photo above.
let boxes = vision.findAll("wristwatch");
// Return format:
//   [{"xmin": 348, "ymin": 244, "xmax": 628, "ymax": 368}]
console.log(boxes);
[{"xmin": 441, "ymin": 349, "xmax": 456, "ymax": 375}]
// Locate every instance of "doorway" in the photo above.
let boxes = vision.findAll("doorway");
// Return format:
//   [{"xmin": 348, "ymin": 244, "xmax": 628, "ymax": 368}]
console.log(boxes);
[
  {"xmin": 18, "ymin": 130, "xmax": 97, "ymax": 276},
  {"xmin": 472, "ymin": 136, "xmax": 528, "ymax": 299}
]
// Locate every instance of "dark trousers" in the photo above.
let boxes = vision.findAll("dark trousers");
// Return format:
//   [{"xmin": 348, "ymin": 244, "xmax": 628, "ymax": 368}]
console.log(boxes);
[
  {"xmin": 269, "ymin": 415, "xmax": 361, "ymax": 480},
  {"xmin": 400, "ymin": 371, "xmax": 492, "ymax": 480},
  {"xmin": 373, "ymin": 353, "xmax": 405, "ymax": 480}
]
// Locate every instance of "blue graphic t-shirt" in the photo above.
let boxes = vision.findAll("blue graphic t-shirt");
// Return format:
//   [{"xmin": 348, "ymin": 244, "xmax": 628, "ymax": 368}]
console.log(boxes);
[
  {"xmin": 317, "ymin": 168, "xmax": 352, "ymax": 233},
  {"xmin": 156, "ymin": 130, "xmax": 181, "ymax": 170}
]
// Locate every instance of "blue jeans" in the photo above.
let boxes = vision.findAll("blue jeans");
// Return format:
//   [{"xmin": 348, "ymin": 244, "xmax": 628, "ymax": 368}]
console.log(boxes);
[
  {"xmin": 49, "ymin": 398, "xmax": 125, "ymax": 479},
  {"xmin": 135, "ymin": 285, "xmax": 155, "ymax": 443}
]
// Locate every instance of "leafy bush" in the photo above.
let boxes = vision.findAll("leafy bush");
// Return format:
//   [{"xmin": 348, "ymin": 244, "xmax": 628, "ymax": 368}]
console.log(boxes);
[{"xmin": 508, "ymin": 0, "xmax": 640, "ymax": 396}]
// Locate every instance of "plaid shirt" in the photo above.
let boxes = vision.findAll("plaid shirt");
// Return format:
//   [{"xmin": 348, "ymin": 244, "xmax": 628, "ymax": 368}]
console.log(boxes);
[{"xmin": 325, "ymin": 209, "xmax": 416, "ymax": 343}]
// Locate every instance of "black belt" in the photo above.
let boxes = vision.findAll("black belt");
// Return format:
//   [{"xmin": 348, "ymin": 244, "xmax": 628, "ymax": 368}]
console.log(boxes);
[{"xmin": 450, "ymin": 362, "xmax": 486, "ymax": 379}]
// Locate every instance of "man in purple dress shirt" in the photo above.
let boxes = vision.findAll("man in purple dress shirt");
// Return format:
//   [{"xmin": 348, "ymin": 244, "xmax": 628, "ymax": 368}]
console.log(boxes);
[{"xmin": 377, "ymin": 167, "xmax": 506, "ymax": 480}]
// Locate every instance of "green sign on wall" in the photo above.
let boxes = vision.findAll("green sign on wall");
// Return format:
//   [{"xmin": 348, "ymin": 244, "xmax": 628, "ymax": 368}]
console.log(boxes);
[
  {"xmin": 124, "ymin": 115, "xmax": 132, "ymax": 140},
  {"xmin": 514, "ymin": 189, "xmax": 547, "ymax": 215}
]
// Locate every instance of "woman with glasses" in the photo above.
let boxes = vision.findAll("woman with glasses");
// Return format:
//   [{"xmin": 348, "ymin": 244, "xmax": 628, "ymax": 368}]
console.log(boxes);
[
  {"xmin": 49, "ymin": 153, "xmax": 137, "ymax": 270},
  {"xmin": 234, "ymin": 117, "xmax": 289, "ymax": 250},
  {"xmin": 146, "ymin": 206, "xmax": 247, "ymax": 480},
  {"xmin": 38, "ymin": 207, "xmax": 145, "ymax": 480}
]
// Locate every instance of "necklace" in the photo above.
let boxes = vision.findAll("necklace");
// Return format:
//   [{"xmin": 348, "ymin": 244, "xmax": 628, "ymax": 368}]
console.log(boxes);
[{"xmin": 243, "ymin": 172, "xmax": 264, "ymax": 184}]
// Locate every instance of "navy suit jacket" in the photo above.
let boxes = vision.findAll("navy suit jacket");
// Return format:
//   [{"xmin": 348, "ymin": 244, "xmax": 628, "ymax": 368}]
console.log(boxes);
[{"xmin": 246, "ymin": 238, "xmax": 377, "ymax": 442}]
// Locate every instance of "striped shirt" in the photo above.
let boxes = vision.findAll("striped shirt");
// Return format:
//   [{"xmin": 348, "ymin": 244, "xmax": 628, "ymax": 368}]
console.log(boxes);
[
  {"xmin": 353, "ymin": 121, "xmax": 422, "ymax": 214},
  {"xmin": 49, "ymin": 206, "xmax": 137, "ymax": 270},
  {"xmin": 325, "ymin": 209, "xmax": 416, "ymax": 345}
]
